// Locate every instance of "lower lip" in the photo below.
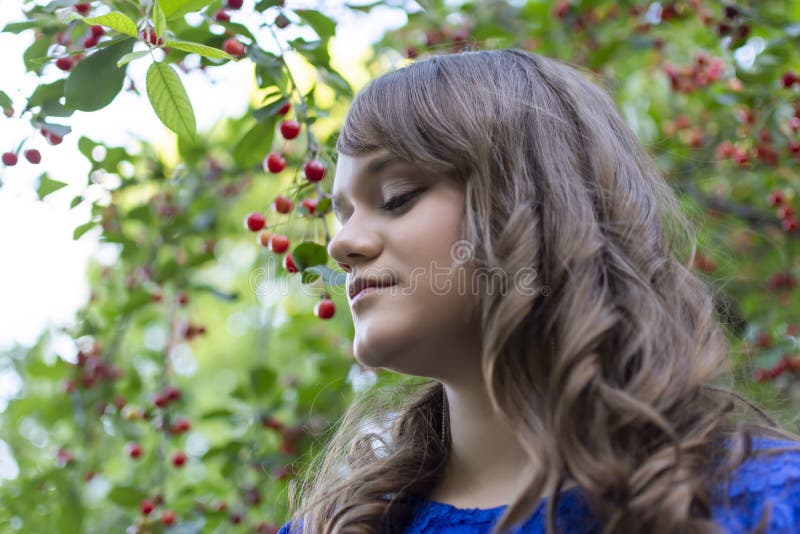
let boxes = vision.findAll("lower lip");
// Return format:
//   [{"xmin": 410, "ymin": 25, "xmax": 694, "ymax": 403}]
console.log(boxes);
[{"xmin": 351, "ymin": 284, "xmax": 396, "ymax": 305}]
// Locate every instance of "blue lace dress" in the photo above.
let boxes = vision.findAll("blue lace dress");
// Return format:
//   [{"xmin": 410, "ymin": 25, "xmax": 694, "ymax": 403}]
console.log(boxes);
[{"xmin": 277, "ymin": 437, "xmax": 800, "ymax": 533}]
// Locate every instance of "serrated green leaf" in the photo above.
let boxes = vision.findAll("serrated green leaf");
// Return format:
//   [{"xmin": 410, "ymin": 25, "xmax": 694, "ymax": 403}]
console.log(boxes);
[
  {"xmin": 117, "ymin": 50, "xmax": 149, "ymax": 67},
  {"xmin": 295, "ymin": 9, "xmax": 336, "ymax": 40},
  {"xmin": 233, "ymin": 118, "xmax": 276, "ymax": 167},
  {"xmin": 65, "ymin": 39, "xmax": 134, "ymax": 111},
  {"xmin": 36, "ymin": 175, "xmax": 68, "ymax": 199},
  {"xmin": 69, "ymin": 11, "xmax": 138, "ymax": 37},
  {"xmin": 163, "ymin": 40, "xmax": 233, "ymax": 60},
  {"xmin": 154, "ymin": 1, "xmax": 167, "ymax": 38},
  {"xmin": 146, "ymin": 62, "xmax": 196, "ymax": 142}
]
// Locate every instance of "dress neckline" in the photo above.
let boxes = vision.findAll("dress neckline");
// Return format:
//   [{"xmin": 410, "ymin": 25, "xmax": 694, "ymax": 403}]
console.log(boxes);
[{"xmin": 421, "ymin": 484, "xmax": 583, "ymax": 514}]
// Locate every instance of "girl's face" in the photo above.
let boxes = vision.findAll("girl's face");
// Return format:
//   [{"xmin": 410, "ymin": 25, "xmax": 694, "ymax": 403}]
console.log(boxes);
[{"xmin": 328, "ymin": 149, "xmax": 482, "ymax": 381}]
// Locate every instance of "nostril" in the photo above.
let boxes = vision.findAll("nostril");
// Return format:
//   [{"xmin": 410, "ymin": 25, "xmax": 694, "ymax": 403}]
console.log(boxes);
[{"xmin": 336, "ymin": 262, "xmax": 351, "ymax": 273}]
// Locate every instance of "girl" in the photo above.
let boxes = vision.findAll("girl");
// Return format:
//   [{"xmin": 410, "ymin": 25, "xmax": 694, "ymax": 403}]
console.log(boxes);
[{"xmin": 278, "ymin": 48, "xmax": 800, "ymax": 533}]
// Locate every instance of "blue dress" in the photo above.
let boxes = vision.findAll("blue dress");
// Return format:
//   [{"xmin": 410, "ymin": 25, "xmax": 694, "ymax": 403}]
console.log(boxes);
[{"xmin": 277, "ymin": 437, "xmax": 800, "ymax": 533}]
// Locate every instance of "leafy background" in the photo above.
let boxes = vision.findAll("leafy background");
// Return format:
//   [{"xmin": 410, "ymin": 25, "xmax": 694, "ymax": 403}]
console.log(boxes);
[{"xmin": 1, "ymin": 0, "xmax": 800, "ymax": 532}]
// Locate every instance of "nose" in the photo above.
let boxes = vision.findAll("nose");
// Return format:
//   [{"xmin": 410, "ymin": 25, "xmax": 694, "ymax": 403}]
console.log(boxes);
[{"xmin": 327, "ymin": 217, "xmax": 382, "ymax": 273}]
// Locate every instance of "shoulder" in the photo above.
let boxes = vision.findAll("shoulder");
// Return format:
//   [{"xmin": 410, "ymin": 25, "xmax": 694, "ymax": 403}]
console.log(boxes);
[{"xmin": 711, "ymin": 436, "xmax": 800, "ymax": 533}]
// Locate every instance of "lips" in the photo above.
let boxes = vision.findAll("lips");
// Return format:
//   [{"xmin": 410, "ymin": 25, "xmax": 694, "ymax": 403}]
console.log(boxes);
[{"xmin": 348, "ymin": 277, "xmax": 397, "ymax": 300}]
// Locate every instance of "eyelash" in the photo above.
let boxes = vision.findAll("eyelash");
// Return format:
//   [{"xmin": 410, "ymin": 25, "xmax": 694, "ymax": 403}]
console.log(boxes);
[{"xmin": 381, "ymin": 189, "xmax": 424, "ymax": 212}]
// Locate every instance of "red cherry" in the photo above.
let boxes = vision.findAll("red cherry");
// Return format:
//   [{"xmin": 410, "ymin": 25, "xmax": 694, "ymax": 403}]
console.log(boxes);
[
  {"xmin": 171, "ymin": 418, "xmax": 191, "ymax": 434},
  {"xmin": 223, "ymin": 38, "xmax": 245, "ymax": 57},
  {"xmin": 227, "ymin": 0, "xmax": 243, "ymax": 8},
  {"xmin": 279, "ymin": 120, "xmax": 301, "ymax": 140},
  {"xmin": 56, "ymin": 56, "xmax": 74, "ymax": 71},
  {"xmin": 244, "ymin": 212, "xmax": 266, "ymax": 231},
  {"xmin": 141, "ymin": 28, "xmax": 163, "ymax": 46},
  {"xmin": 314, "ymin": 298, "xmax": 335, "ymax": 319},
  {"xmin": 777, "ymin": 205, "xmax": 795, "ymax": 220},
  {"xmin": 165, "ymin": 386, "xmax": 181, "ymax": 402},
  {"xmin": 273, "ymin": 195, "xmax": 293, "ymax": 213},
  {"xmin": 783, "ymin": 217, "xmax": 799, "ymax": 233},
  {"xmin": 42, "ymin": 129, "xmax": 63, "ymax": 145},
  {"xmin": 161, "ymin": 509, "xmax": 176, "ymax": 526},
  {"xmin": 90, "ymin": 25, "xmax": 104, "ymax": 37},
  {"xmin": 153, "ymin": 393, "xmax": 169, "ymax": 408},
  {"xmin": 300, "ymin": 198, "xmax": 317, "ymax": 215},
  {"xmin": 2, "ymin": 152, "xmax": 17, "ymax": 166},
  {"xmin": 782, "ymin": 71, "xmax": 798, "ymax": 89},
  {"xmin": 270, "ymin": 234, "xmax": 289, "ymax": 254},
  {"xmin": 230, "ymin": 513, "xmax": 243, "ymax": 524},
  {"xmin": 214, "ymin": 10, "xmax": 230, "ymax": 22},
  {"xmin": 275, "ymin": 13, "xmax": 290, "ymax": 29},
  {"xmin": 768, "ymin": 191, "xmax": 784, "ymax": 207},
  {"xmin": 552, "ymin": 0, "xmax": 569, "ymax": 18},
  {"xmin": 23, "ymin": 149, "xmax": 41, "ymax": 165},
  {"xmin": 140, "ymin": 499, "xmax": 155, "ymax": 516},
  {"xmin": 171, "ymin": 451, "xmax": 187, "ymax": 467},
  {"xmin": 264, "ymin": 152, "xmax": 286, "ymax": 173},
  {"xmin": 283, "ymin": 253, "xmax": 299, "ymax": 273},
  {"xmin": 83, "ymin": 35, "xmax": 99, "ymax": 48},
  {"xmin": 127, "ymin": 442, "xmax": 143, "ymax": 459},
  {"xmin": 303, "ymin": 160, "xmax": 326, "ymax": 182},
  {"xmin": 277, "ymin": 101, "xmax": 291, "ymax": 115},
  {"xmin": 74, "ymin": 2, "xmax": 90, "ymax": 15}
]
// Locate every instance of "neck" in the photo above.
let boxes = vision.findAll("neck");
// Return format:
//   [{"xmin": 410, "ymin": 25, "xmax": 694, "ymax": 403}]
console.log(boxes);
[{"xmin": 429, "ymin": 376, "xmax": 540, "ymax": 508}]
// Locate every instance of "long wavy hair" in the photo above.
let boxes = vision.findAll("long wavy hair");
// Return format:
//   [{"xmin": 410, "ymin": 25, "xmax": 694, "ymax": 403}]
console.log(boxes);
[{"xmin": 285, "ymin": 48, "xmax": 800, "ymax": 534}]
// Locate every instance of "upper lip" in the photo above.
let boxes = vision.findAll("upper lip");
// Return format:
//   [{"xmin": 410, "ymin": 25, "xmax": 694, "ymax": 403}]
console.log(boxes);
[{"xmin": 348, "ymin": 276, "xmax": 397, "ymax": 300}]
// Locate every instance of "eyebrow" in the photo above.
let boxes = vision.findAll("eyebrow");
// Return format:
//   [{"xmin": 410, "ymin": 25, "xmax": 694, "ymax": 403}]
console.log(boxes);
[{"xmin": 331, "ymin": 154, "xmax": 411, "ymax": 216}]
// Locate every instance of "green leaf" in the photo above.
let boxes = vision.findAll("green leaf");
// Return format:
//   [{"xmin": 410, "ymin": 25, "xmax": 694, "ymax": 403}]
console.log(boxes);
[
  {"xmin": 344, "ymin": 1, "xmax": 382, "ymax": 12},
  {"xmin": 249, "ymin": 365, "xmax": 277, "ymax": 394},
  {"xmin": 291, "ymin": 242, "xmax": 328, "ymax": 271},
  {"xmin": 107, "ymin": 485, "xmax": 147, "ymax": 507},
  {"xmin": 295, "ymin": 9, "xmax": 337, "ymax": 40},
  {"xmin": 35, "ymin": 175, "xmax": 68, "ymax": 199},
  {"xmin": 117, "ymin": 50, "xmax": 149, "ymax": 68},
  {"xmin": 31, "ymin": 120, "xmax": 71, "ymax": 138},
  {"xmin": 252, "ymin": 97, "xmax": 289, "ymax": 122},
  {"xmin": 26, "ymin": 80, "xmax": 65, "ymax": 110},
  {"xmin": 0, "ymin": 91, "xmax": 12, "ymax": 110},
  {"xmin": 154, "ymin": 1, "xmax": 167, "ymax": 39},
  {"xmin": 64, "ymin": 39, "xmax": 134, "ymax": 111},
  {"xmin": 159, "ymin": 0, "xmax": 213, "ymax": 19},
  {"xmin": 68, "ymin": 12, "xmax": 138, "ymax": 37},
  {"xmin": 2, "ymin": 21, "xmax": 38, "ymax": 33},
  {"xmin": 233, "ymin": 118, "xmax": 276, "ymax": 167},
  {"xmin": 162, "ymin": 40, "xmax": 233, "ymax": 60},
  {"xmin": 73, "ymin": 221, "xmax": 97, "ymax": 240},
  {"xmin": 305, "ymin": 265, "xmax": 347, "ymax": 286},
  {"xmin": 255, "ymin": 0, "xmax": 283, "ymax": 11},
  {"xmin": 146, "ymin": 62, "xmax": 197, "ymax": 142},
  {"xmin": 317, "ymin": 66, "xmax": 352, "ymax": 97},
  {"xmin": 23, "ymin": 38, "xmax": 50, "ymax": 73}
]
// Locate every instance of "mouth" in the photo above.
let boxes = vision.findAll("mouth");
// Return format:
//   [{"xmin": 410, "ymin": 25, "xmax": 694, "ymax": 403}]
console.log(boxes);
[{"xmin": 349, "ymin": 279, "xmax": 398, "ymax": 301}]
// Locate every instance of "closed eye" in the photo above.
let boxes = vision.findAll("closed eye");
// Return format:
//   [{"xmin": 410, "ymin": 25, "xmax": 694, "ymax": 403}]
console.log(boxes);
[{"xmin": 381, "ymin": 188, "xmax": 427, "ymax": 212}]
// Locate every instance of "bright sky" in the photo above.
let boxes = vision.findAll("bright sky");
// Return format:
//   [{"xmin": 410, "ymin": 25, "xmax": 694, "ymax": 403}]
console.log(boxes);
[{"xmin": 0, "ymin": 0, "xmax": 411, "ymax": 351}]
